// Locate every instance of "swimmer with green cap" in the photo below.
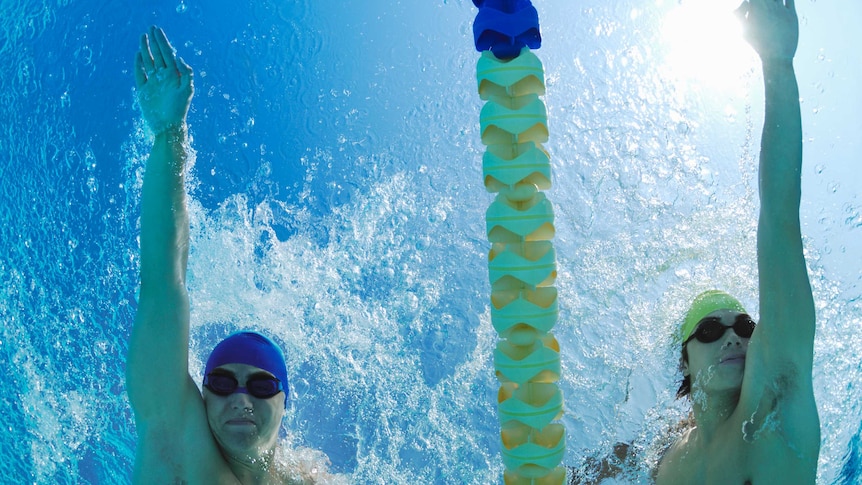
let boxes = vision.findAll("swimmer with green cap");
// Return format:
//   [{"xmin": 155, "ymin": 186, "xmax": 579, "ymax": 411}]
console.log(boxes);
[
  {"xmin": 674, "ymin": 289, "xmax": 752, "ymax": 399},
  {"xmin": 653, "ymin": 2, "xmax": 820, "ymax": 484},
  {"xmin": 125, "ymin": 26, "xmax": 329, "ymax": 484}
]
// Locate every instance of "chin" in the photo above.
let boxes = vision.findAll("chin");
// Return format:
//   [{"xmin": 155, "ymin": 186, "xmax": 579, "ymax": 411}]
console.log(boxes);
[{"xmin": 214, "ymin": 429, "xmax": 260, "ymax": 454}]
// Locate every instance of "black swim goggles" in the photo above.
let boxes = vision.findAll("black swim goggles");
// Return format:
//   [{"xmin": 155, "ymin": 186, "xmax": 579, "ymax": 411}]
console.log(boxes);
[
  {"xmin": 683, "ymin": 314, "xmax": 756, "ymax": 346},
  {"xmin": 204, "ymin": 372, "xmax": 283, "ymax": 399}
]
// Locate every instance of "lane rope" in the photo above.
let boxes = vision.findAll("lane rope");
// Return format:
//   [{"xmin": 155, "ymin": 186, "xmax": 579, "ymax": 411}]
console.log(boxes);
[{"xmin": 472, "ymin": 1, "xmax": 566, "ymax": 483}]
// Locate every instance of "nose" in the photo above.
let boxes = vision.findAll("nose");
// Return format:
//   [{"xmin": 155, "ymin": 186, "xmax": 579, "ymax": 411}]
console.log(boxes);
[
  {"xmin": 722, "ymin": 331, "xmax": 743, "ymax": 348},
  {"xmin": 227, "ymin": 390, "xmax": 255, "ymax": 409}
]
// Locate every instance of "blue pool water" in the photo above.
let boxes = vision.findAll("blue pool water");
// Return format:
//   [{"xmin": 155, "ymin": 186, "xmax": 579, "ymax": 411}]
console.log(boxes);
[{"xmin": 0, "ymin": 0, "xmax": 860, "ymax": 483}]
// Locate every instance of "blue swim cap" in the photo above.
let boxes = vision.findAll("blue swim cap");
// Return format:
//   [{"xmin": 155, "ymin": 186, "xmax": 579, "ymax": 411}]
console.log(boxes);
[{"xmin": 204, "ymin": 331, "xmax": 289, "ymax": 400}]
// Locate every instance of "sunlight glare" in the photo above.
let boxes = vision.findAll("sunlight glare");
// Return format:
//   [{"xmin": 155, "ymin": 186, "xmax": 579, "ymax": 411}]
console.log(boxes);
[{"xmin": 660, "ymin": 0, "xmax": 758, "ymax": 92}]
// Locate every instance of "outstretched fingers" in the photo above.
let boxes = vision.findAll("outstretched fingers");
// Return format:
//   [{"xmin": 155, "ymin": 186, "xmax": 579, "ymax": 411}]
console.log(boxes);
[
  {"xmin": 147, "ymin": 27, "xmax": 167, "ymax": 70},
  {"xmin": 735, "ymin": 1, "xmax": 750, "ymax": 19},
  {"xmin": 139, "ymin": 33, "xmax": 155, "ymax": 74},
  {"xmin": 134, "ymin": 52, "xmax": 148, "ymax": 87},
  {"xmin": 152, "ymin": 26, "xmax": 178, "ymax": 72}
]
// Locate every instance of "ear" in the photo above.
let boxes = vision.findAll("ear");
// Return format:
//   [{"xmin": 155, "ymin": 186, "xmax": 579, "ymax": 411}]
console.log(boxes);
[{"xmin": 681, "ymin": 359, "xmax": 690, "ymax": 378}]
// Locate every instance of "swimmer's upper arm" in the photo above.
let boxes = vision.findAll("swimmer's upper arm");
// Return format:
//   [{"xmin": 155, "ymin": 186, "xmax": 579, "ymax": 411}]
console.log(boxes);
[
  {"xmin": 127, "ymin": 284, "xmax": 196, "ymax": 420},
  {"xmin": 131, "ymin": 375, "xmax": 227, "ymax": 483}
]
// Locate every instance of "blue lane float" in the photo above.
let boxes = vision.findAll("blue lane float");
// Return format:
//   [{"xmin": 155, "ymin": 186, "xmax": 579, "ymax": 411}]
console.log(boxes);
[
  {"xmin": 473, "ymin": 2, "xmax": 565, "ymax": 484},
  {"xmin": 473, "ymin": 0, "xmax": 541, "ymax": 60}
]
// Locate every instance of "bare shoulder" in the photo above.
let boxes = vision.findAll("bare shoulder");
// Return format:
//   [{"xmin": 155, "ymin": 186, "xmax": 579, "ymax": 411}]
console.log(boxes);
[
  {"xmin": 654, "ymin": 428, "xmax": 694, "ymax": 485},
  {"xmin": 275, "ymin": 445, "xmax": 349, "ymax": 485},
  {"xmin": 131, "ymin": 377, "xmax": 234, "ymax": 484}
]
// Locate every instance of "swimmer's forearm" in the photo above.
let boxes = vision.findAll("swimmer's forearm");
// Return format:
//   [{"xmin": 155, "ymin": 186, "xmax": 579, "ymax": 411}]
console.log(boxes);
[
  {"xmin": 139, "ymin": 125, "xmax": 190, "ymax": 290},
  {"xmin": 759, "ymin": 59, "xmax": 802, "ymax": 223}
]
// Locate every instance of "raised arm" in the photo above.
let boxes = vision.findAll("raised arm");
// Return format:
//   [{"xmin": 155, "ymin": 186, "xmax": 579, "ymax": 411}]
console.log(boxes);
[
  {"xmin": 126, "ymin": 26, "xmax": 197, "ymax": 420},
  {"xmin": 738, "ymin": 0, "xmax": 815, "ymax": 366}
]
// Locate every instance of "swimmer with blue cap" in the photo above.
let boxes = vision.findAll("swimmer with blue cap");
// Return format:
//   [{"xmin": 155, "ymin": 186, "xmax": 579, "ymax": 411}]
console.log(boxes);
[
  {"xmin": 126, "ymin": 26, "xmax": 325, "ymax": 484},
  {"xmin": 652, "ymin": 2, "xmax": 820, "ymax": 484}
]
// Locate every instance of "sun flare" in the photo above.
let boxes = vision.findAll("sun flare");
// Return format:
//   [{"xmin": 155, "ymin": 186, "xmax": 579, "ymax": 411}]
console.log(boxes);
[{"xmin": 660, "ymin": 0, "xmax": 758, "ymax": 92}]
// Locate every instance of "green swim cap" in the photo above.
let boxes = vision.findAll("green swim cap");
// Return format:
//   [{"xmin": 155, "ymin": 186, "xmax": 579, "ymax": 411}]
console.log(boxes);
[{"xmin": 679, "ymin": 290, "xmax": 746, "ymax": 344}]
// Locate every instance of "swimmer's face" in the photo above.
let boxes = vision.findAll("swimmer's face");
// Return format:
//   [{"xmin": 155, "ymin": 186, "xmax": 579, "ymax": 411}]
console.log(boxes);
[
  {"xmin": 683, "ymin": 309, "xmax": 751, "ymax": 396},
  {"xmin": 203, "ymin": 363, "xmax": 285, "ymax": 458}
]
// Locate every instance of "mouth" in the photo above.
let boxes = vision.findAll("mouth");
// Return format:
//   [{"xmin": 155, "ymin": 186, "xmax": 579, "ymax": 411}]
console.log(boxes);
[
  {"xmin": 225, "ymin": 418, "xmax": 256, "ymax": 426},
  {"xmin": 720, "ymin": 354, "xmax": 746, "ymax": 365}
]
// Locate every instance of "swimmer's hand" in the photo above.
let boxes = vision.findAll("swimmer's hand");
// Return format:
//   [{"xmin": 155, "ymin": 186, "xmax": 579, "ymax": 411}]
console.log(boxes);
[
  {"xmin": 134, "ymin": 26, "xmax": 194, "ymax": 135},
  {"xmin": 735, "ymin": 0, "xmax": 798, "ymax": 62}
]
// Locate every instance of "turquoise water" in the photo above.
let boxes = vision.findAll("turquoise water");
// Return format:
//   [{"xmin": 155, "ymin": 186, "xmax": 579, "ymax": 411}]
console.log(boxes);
[{"xmin": 0, "ymin": 0, "xmax": 859, "ymax": 483}]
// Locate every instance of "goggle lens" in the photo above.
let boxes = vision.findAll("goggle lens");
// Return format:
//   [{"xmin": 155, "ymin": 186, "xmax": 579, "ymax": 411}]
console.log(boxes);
[
  {"xmin": 247, "ymin": 377, "xmax": 281, "ymax": 397},
  {"xmin": 204, "ymin": 373, "xmax": 282, "ymax": 399},
  {"xmin": 687, "ymin": 314, "xmax": 756, "ymax": 345}
]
